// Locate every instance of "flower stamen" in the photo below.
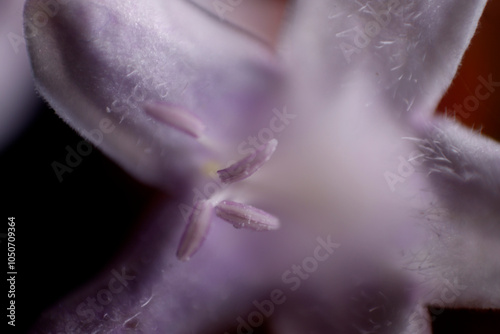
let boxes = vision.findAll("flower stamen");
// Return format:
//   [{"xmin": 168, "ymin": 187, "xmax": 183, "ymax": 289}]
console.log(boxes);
[
  {"xmin": 217, "ymin": 139, "xmax": 278, "ymax": 184},
  {"xmin": 176, "ymin": 200, "xmax": 213, "ymax": 261},
  {"xmin": 215, "ymin": 200, "xmax": 280, "ymax": 231},
  {"xmin": 144, "ymin": 102, "xmax": 206, "ymax": 138}
]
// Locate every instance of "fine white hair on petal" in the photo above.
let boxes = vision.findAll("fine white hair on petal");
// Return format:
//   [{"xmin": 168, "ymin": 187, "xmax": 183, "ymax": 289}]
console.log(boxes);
[
  {"xmin": 417, "ymin": 117, "xmax": 500, "ymax": 236},
  {"xmin": 406, "ymin": 117, "xmax": 500, "ymax": 309},
  {"xmin": 281, "ymin": 0, "xmax": 488, "ymax": 121},
  {"xmin": 23, "ymin": 0, "xmax": 283, "ymax": 192}
]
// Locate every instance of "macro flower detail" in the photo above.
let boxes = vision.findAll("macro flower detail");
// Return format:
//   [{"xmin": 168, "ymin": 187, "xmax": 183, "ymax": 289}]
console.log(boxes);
[
  {"xmin": 23, "ymin": 0, "xmax": 500, "ymax": 333},
  {"xmin": 217, "ymin": 139, "xmax": 278, "ymax": 184},
  {"xmin": 177, "ymin": 138, "xmax": 280, "ymax": 261},
  {"xmin": 143, "ymin": 102, "xmax": 207, "ymax": 139},
  {"xmin": 215, "ymin": 200, "xmax": 280, "ymax": 231},
  {"xmin": 176, "ymin": 200, "xmax": 213, "ymax": 261}
]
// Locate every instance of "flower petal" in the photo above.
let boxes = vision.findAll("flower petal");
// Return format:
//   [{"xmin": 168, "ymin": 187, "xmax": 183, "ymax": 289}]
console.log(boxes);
[
  {"xmin": 0, "ymin": 0, "xmax": 37, "ymax": 150},
  {"xmin": 281, "ymin": 0, "xmax": 488, "ymax": 120},
  {"xmin": 24, "ymin": 0, "xmax": 284, "ymax": 191}
]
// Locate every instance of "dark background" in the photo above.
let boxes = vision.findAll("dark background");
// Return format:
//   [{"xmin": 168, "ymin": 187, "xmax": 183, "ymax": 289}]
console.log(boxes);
[{"xmin": 0, "ymin": 100, "xmax": 159, "ymax": 333}]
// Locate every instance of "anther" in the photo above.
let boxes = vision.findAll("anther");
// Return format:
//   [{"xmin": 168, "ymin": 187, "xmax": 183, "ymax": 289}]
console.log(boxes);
[
  {"xmin": 215, "ymin": 200, "xmax": 280, "ymax": 231},
  {"xmin": 177, "ymin": 200, "xmax": 213, "ymax": 261},
  {"xmin": 217, "ymin": 139, "xmax": 277, "ymax": 184},
  {"xmin": 144, "ymin": 102, "xmax": 206, "ymax": 138}
]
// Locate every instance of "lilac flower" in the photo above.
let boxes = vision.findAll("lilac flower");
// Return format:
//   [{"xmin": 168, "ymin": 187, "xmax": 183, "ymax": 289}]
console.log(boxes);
[{"xmin": 24, "ymin": 0, "xmax": 500, "ymax": 333}]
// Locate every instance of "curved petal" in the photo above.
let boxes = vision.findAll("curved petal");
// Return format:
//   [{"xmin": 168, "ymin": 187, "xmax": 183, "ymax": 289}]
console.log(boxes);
[
  {"xmin": 24, "ymin": 0, "xmax": 284, "ymax": 192},
  {"xmin": 281, "ymin": 0, "xmax": 488, "ymax": 121},
  {"xmin": 410, "ymin": 118, "xmax": 500, "ymax": 309},
  {"xmin": 30, "ymin": 198, "xmax": 302, "ymax": 333},
  {"xmin": 0, "ymin": 0, "xmax": 38, "ymax": 150}
]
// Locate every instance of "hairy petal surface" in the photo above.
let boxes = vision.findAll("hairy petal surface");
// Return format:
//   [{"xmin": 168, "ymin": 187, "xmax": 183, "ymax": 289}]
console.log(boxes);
[
  {"xmin": 25, "ymin": 0, "xmax": 499, "ymax": 333},
  {"xmin": 411, "ymin": 118, "xmax": 500, "ymax": 308},
  {"xmin": 282, "ymin": 0, "xmax": 488, "ymax": 121},
  {"xmin": 24, "ymin": 0, "xmax": 283, "ymax": 191}
]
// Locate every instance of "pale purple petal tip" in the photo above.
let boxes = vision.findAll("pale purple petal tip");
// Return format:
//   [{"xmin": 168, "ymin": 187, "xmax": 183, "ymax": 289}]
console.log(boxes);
[
  {"xmin": 217, "ymin": 139, "xmax": 278, "ymax": 184},
  {"xmin": 176, "ymin": 200, "xmax": 213, "ymax": 261},
  {"xmin": 144, "ymin": 102, "xmax": 206, "ymax": 138},
  {"xmin": 215, "ymin": 200, "xmax": 280, "ymax": 231}
]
